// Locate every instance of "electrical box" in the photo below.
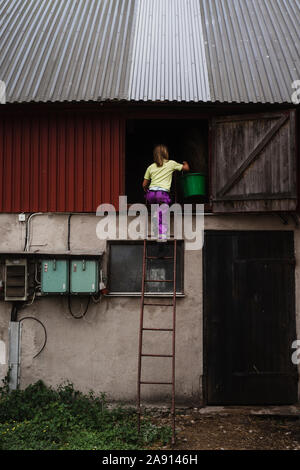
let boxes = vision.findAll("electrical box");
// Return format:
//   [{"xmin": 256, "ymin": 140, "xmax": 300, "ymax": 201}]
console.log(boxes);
[
  {"xmin": 5, "ymin": 259, "xmax": 28, "ymax": 301},
  {"xmin": 70, "ymin": 260, "xmax": 99, "ymax": 294},
  {"xmin": 41, "ymin": 260, "xmax": 69, "ymax": 294}
]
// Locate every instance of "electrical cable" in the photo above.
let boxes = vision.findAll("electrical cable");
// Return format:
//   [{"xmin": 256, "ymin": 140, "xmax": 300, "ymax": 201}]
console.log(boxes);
[
  {"xmin": 22, "ymin": 290, "xmax": 36, "ymax": 307},
  {"xmin": 10, "ymin": 302, "xmax": 21, "ymax": 322},
  {"xmin": 23, "ymin": 214, "xmax": 30, "ymax": 251},
  {"xmin": 91, "ymin": 293, "xmax": 101, "ymax": 303},
  {"xmin": 24, "ymin": 212, "xmax": 43, "ymax": 251},
  {"xmin": 67, "ymin": 214, "xmax": 72, "ymax": 251},
  {"xmin": 67, "ymin": 295, "xmax": 91, "ymax": 319},
  {"xmin": 35, "ymin": 262, "xmax": 41, "ymax": 285},
  {"xmin": 19, "ymin": 316, "xmax": 47, "ymax": 358}
]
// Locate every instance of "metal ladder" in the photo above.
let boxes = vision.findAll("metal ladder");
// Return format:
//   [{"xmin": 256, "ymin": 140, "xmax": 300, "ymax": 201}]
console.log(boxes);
[{"xmin": 137, "ymin": 238, "xmax": 177, "ymax": 445}]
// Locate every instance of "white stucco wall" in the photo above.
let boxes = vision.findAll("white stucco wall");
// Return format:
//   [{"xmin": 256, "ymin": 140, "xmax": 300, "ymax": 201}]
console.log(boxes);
[{"xmin": 0, "ymin": 212, "xmax": 299, "ymax": 405}]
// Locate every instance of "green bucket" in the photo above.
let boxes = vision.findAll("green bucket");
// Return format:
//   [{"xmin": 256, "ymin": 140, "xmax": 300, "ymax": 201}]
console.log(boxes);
[{"xmin": 180, "ymin": 173, "xmax": 206, "ymax": 198}]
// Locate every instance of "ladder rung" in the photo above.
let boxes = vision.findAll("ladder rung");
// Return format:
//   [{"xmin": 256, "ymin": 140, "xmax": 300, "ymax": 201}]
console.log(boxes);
[
  {"xmin": 141, "ymin": 353, "xmax": 173, "ymax": 357},
  {"xmin": 143, "ymin": 303, "xmax": 173, "ymax": 307},
  {"xmin": 140, "ymin": 381, "xmax": 173, "ymax": 385},
  {"xmin": 142, "ymin": 327, "xmax": 173, "ymax": 331},
  {"xmin": 144, "ymin": 279, "xmax": 173, "ymax": 283}
]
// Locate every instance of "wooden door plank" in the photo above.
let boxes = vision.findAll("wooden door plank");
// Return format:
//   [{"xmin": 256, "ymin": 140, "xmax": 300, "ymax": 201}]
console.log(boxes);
[{"xmin": 218, "ymin": 114, "xmax": 289, "ymax": 197}]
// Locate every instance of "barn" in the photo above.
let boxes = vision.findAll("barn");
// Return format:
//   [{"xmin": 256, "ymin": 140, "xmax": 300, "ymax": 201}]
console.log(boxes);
[{"xmin": 0, "ymin": 0, "xmax": 299, "ymax": 407}]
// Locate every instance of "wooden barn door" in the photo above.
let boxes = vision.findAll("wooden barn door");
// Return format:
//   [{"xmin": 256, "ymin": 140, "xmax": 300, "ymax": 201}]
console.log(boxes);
[
  {"xmin": 204, "ymin": 231, "xmax": 298, "ymax": 405},
  {"xmin": 210, "ymin": 110, "xmax": 297, "ymax": 213}
]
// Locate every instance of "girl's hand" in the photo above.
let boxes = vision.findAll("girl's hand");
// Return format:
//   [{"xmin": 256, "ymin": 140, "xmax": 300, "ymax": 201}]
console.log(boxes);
[
  {"xmin": 182, "ymin": 161, "xmax": 190, "ymax": 172},
  {"xmin": 142, "ymin": 179, "xmax": 150, "ymax": 191}
]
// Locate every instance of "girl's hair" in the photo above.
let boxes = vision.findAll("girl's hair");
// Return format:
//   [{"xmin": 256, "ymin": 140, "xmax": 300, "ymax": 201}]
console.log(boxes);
[{"xmin": 153, "ymin": 144, "xmax": 169, "ymax": 167}]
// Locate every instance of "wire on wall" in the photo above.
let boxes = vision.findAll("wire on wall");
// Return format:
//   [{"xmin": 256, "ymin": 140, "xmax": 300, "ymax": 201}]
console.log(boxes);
[
  {"xmin": 24, "ymin": 213, "xmax": 43, "ymax": 251},
  {"xmin": 67, "ymin": 214, "xmax": 72, "ymax": 251},
  {"xmin": 19, "ymin": 316, "xmax": 47, "ymax": 359},
  {"xmin": 67, "ymin": 295, "xmax": 90, "ymax": 319}
]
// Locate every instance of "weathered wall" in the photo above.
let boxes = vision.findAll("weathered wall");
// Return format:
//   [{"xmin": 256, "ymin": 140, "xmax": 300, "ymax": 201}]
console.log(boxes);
[{"xmin": 0, "ymin": 212, "xmax": 299, "ymax": 405}]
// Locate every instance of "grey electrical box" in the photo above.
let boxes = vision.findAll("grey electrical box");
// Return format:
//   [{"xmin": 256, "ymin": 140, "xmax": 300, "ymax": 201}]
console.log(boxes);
[{"xmin": 5, "ymin": 259, "xmax": 28, "ymax": 301}]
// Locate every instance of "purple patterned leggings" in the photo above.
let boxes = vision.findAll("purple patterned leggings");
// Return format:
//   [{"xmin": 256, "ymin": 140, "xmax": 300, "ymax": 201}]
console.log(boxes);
[{"xmin": 145, "ymin": 190, "xmax": 171, "ymax": 236}]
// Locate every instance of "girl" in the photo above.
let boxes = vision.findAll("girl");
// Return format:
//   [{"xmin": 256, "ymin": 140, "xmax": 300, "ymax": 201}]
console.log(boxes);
[{"xmin": 143, "ymin": 144, "xmax": 189, "ymax": 241}]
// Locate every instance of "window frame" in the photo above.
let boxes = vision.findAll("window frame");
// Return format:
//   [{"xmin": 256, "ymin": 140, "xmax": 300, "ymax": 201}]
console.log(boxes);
[{"xmin": 106, "ymin": 239, "xmax": 185, "ymax": 297}]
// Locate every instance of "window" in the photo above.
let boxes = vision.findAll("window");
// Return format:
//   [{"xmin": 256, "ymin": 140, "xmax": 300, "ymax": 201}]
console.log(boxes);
[
  {"xmin": 126, "ymin": 119, "xmax": 208, "ymax": 204},
  {"xmin": 107, "ymin": 241, "xmax": 184, "ymax": 295}
]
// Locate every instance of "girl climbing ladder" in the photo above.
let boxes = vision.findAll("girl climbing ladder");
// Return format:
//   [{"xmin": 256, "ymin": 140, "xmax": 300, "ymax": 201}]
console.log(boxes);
[{"xmin": 142, "ymin": 144, "xmax": 189, "ymax": 241}]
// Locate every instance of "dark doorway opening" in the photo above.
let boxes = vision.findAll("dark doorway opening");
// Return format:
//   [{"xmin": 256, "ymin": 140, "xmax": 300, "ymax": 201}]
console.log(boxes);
[
  {"xmin": 203, "ymin": 230, "xmax": 298, "ymax": 405},
  {"xmin": 125, "ymin": 119, "xmax": 208, "ymax": 204}
]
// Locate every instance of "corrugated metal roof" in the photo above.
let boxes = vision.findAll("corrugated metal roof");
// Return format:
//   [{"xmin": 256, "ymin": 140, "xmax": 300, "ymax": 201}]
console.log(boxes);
[
  {"xmin": 128, "ymin": 0, "xmax": 211, "ymax": 102},
  {"xmin": 0, "ymin": 0, "xmax": 299, "ymax": 104},
  {"xmin": 0, "ymin": 0, "xmax": 136, "ymax": 102},
  {"xmin": 201, "ymin": 0, "xmax": 300, "ymax": 103}
]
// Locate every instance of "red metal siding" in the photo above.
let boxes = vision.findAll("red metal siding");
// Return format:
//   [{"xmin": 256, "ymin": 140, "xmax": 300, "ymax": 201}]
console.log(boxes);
[{"xmin": 0, "ymin": 112, "xmax": 124, "ymax": 213}]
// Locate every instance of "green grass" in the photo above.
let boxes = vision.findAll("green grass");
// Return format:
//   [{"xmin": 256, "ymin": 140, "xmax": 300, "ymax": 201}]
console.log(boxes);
[{"xmin": 0, "ymin": 378, "xmax": 171, "ymax": 450}]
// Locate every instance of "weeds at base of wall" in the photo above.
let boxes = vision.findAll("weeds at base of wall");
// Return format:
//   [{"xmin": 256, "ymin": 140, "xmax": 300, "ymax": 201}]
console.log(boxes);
[{"xmin": 0, "ymin": 377, "xmax": 171, "ymax": 450}]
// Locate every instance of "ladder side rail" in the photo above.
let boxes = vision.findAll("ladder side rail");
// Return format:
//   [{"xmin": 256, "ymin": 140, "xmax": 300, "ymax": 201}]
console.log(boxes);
[
  {"xmin": 137, "ymin": 239, "xmax": 147, "ymax": 432},
  {"xmin": 171, "ymin": 239, "xmax": 177, "ymax": 444}
]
